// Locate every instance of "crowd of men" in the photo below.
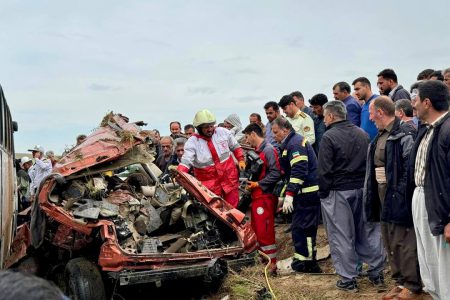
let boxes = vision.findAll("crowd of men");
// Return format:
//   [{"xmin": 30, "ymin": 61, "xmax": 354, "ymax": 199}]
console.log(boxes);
[
  {"xmin": 15, "ymin": 67, "xmax": 450, "ymax": 300},
  {"xmin": 152, "ymin": 68, "xmax": 450, "ymax": 300}
]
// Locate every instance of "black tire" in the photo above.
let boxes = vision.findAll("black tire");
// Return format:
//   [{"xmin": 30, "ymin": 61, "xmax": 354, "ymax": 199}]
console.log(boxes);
[{"xmin": 64, "ymin": 257, "xmax": 106, "ymax": 300}]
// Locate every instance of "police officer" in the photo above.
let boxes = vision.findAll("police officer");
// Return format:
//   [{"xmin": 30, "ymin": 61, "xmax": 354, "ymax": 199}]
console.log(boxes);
[
  {"xmin": 242, "ymin": 123, "xmax": 281, "ymax": 273},
  {"xmin": 271, "ymin": 117, "xmax": 321, "ymax": 273},
  {"xmin": 278, "ymin": 95, "xmax": 316, "ymax": 145}
]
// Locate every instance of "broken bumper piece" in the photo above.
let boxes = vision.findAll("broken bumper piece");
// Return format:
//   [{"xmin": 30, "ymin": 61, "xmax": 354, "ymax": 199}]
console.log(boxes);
[{"xmin": 108, "ymin": 254, "xmax": 255, "ymax": 286}]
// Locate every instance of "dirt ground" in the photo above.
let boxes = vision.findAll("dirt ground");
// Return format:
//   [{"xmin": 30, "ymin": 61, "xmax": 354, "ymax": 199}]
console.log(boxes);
[{"xmin": 210, "ymin": 224, "xmax": 432, "ymax": 300}]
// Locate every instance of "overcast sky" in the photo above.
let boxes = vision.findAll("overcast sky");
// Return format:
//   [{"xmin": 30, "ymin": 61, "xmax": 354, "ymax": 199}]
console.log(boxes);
[{"xmin": 1, "ymin": 0, "xmax": 449, "ymax": 154}]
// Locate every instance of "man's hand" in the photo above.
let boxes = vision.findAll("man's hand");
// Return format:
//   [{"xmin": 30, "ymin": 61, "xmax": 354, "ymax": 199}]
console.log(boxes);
[
  {"xmin": 277, "ymin": 197, "xmax": 284, "ymax": 212},
  {"xmin": 246, "ymin": 181, "xmax": 258, "ymax": 190},
  {"xmin": 444, "ymin": 222, "xmax": 450, "ymax": 243},
  {"xmin": 238, "ymin": 160, "xmax": 246, "ymax": 171},
  {"xmin": 282, "ymin": 195, "xmax": 294, "ymax": 214}
]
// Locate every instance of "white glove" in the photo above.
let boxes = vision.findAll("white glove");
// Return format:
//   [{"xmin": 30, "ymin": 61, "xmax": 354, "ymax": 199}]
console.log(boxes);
[{"xmin": 282, "ymin": 195, "xmax": 294, "ymax": 214}]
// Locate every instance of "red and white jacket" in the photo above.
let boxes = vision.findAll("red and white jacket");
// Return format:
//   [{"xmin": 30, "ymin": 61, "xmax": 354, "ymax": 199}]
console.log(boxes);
[{"xmin": 178, "ymin": 127, "xmax": 244, "ymax": 195}]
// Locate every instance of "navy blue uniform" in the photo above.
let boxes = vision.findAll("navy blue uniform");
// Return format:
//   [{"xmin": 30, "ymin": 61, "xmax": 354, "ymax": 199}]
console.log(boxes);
[{"xmin": 279, "ymin": 130, "xmax": 321, "ymax": 272}]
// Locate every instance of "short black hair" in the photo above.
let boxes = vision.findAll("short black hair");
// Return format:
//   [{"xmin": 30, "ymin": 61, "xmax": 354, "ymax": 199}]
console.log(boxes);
[
  {"xmin": 278, "ymin": 95, "xmax": 295, "ymax": 108},
  {"xmin": 430, "ymin": 70, "xmax": 444, "ymax": 81},
  {"xmin": 332, "ymin": 82, "xmax": 351, "ymax": 93},
  {"xmin": 410, "ymin": 81, "xmax": 421, "ymax": 92},
  {"xmin": 352, "ymin": 77, "xmax": 371, "ymax": 88},
  {"xmin": 290, "ymin": 91, "xmax": 304, "ymax": 99},
  {"xmin": 418, "ymin": 80, "xmax": 450, "ymax": 112},
  {"xmin": 309, "ymin": 93, "xmax": 328, "ymax": 106},
  {"xmin": 417, "ymin": 69, "xmax": 434, "ymax": 80},
  {"xmin": 395, "ymin": 99, "xmax": 414, "ymax": 117},
  {"xmin": 184, "ymin": 124, "xmax": 195, "ymax": 131},
  {"xmin": 264, "ymin": 101, "xmax": 279, "ymax": 111},
  {"xmin": 377, "ymin": 69, "xmax": 398, "ymax": 83},
  {"xmin": 242, "ymin": 123, "xmax": 264, "ymax": 137}
]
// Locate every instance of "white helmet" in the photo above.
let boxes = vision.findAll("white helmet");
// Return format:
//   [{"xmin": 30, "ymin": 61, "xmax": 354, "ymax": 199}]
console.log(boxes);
[{"xmin": 192, "ymin": 109, "xmax": 216, "ymax": 127}]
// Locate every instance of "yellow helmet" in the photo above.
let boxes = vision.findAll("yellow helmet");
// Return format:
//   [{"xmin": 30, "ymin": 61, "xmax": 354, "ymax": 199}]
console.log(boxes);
[{"xmin": 193, "ymin": 109, "xmax": 216, "ymax": 127}]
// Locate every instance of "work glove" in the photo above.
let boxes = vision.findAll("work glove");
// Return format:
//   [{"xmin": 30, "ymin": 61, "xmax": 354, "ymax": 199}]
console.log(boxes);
[
  {"xmin": 282, "ymin": 195, "xmax": 294, "ymax": 214},
  {"xmin": 238, "ymin": 160, "xmax": 246, "ymax": 171},
  {"xmin": 246, "ymin": 181, "xmax": 258, "ymax": 190}
]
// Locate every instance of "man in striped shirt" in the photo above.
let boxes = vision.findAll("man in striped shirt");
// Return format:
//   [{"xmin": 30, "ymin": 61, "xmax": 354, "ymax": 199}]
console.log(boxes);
[{"xmin": 409, "ymin": 80, "xmax": 450, "ymax": 300}]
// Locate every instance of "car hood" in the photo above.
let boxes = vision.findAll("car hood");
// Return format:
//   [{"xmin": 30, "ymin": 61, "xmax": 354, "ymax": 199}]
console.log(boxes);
[{"xmin": 55, "ymin": 113, "xmax": 153, "ymax": 177}]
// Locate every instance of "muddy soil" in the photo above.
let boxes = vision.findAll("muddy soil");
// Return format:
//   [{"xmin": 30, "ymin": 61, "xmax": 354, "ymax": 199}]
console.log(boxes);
[{"xmin": 212, "ymin": 224, "xmax": 432, "ymax": 300}]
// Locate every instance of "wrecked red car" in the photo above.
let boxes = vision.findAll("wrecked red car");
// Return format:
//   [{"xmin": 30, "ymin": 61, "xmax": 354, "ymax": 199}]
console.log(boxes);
[{"xmin": 7, "ymin": 113, "xmax": 257, "ymax": 299}]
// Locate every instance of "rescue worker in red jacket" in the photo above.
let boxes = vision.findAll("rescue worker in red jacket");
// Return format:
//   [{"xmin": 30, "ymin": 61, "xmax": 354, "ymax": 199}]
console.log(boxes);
[
  {"xmin": 242, "ymin": 123, "xmax": 281, "ymax": 273},
  {"xmin": 177, "ymin": 109, "xmax": 245, "ymax": 207}
]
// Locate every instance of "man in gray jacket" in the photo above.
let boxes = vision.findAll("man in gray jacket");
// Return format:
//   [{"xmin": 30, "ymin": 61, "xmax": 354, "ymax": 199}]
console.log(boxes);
[{"xmin": 364, "ymin": 96, "xmax": 420, "ymax": 300}]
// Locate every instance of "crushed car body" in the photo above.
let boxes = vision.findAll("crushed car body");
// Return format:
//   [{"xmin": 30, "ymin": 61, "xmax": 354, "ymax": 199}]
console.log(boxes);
[{"xmin": 6, "ymin": 113, "xmax": 257, "ymax": 297}]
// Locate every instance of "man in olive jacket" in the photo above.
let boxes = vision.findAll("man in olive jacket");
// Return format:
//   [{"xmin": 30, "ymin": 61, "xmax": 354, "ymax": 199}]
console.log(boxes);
[{"xmin": 364, "ymin": 96, "xmax": 420, "ymax": 300}]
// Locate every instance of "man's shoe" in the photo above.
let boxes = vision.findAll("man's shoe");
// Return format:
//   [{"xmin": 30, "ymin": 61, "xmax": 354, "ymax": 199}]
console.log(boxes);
[
  {"xmin": 394, "ymin": 288, "xmax": 423, "ymax": 300},
  {"xmin": 369, "ymin": 273, "xmax": 387, "ymax": 291},
  {"xmin": 336, "ymin": 279, "xmax": 358, "ymax": 293},
  {"xmin": 382, "ymin": 286, "xmax": 403, "ymax": 300},
  {"xmin": 291, "ymin": 259, "xmax": 322, "ymax": 274}
]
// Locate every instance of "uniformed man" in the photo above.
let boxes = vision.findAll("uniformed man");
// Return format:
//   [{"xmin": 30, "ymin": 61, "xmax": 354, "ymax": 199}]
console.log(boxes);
[
  {"xmin": 243, "ymin": 123, "xmax": 281, "ymax": 273},
  {"xmin": 178, "ymin": 109, "xmax": 245, "ymax": 208},
  {"xmin": 278, "ymin": 95, "xmax": 315, "ymax": 145},
  {"xmin": 272, "ymin": 117, "xmax": 321, "ymax": 274}
]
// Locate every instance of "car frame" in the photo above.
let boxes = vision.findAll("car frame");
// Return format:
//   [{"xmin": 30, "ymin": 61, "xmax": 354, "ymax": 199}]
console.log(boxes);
[{"xmin": 6, "ymin": 113, "xmax": 257, "ymax": 299}]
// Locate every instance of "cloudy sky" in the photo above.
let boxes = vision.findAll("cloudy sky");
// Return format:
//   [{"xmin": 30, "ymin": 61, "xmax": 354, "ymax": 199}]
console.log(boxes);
[{"xmin": 1, "ymin": 0, "xmax": 449, "ymax": 154}]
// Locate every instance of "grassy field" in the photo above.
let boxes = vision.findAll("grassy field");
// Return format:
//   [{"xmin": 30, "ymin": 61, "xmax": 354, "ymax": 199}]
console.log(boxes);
[{"xmin": 211, "ymin": 225, "xmax": 432, "ymax": 300}]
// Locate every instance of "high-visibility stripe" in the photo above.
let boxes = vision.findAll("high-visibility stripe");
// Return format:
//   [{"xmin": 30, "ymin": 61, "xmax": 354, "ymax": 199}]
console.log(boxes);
[
  {"xmin": 294, "ymin": 252, "xmax": 309, "ymax": 261},
  {"xmin": 280, "ymin": 184, "xmax": 287, "ymax": 196},
  {"xmin": 293, "ymin": 237, "xmax": 313, "ymax": 261},
  {"xmin": 299, "ymin": 185, "xmax": 319, "ymax": 193},
  {"xmin": 302, "ymin": 138, "xmax": 307, "ymax": 147},
  {"xmin": 266, "ymin": 252, "xmax": 278, "ymax": 259},
  {"xmin": 290, "ymin": 155, "xmax": 307, "ymax": 166},
  {"xmin": 289, "ymin": 178, "xmax": 304, "ymax": 184},
  {"xmin": 260, "ymin": 244, "xmax": 277, "ymax": 251}
]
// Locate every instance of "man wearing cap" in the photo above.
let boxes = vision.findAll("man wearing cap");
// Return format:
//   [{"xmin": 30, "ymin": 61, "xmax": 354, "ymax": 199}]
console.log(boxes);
[
  {"xmin": 224, "ymin": 113, "xmax": 245, "ymax": 143},
  {"xmin": 17, "ymin": 156, "xmax": 33, "ymax": 210},
  {"xmin": 178, "ymin": 109, "xmax": 246, "ymax": 208},
  {"xmin": 28, "ymin": 145, "xmax": 52, "ymax": 201}
]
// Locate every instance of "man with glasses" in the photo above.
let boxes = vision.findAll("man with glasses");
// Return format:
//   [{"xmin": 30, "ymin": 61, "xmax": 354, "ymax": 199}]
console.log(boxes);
[{"xmin": 178, "ymin": 109, "xmax": 245, "ymax": 208}]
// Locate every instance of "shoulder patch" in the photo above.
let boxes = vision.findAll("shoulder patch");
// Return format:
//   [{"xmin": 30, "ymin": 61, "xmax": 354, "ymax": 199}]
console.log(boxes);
[
  {"xmin": 292, "ymin": 151, "xmax": 300, "ymax": 157},
  {"xmin": 299, "ymin": 111, "xmax": 307, "ymax": 118}
]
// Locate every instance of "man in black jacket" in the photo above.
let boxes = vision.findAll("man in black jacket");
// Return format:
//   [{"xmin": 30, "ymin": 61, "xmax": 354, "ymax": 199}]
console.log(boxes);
[
  {"xmin": 364, "ymin": 96, "xmax": 421, "ymax": 300},
  {"xmin": 377, "ymin": 69, "xmax": 411, "ymax": 101},
  {"xmin": 318, "ymin": 101, "xmax": 385, "ymax": 293},
  {"xmin": 410, "ymin": 80, "xmax": 450, "ymax": 300}
]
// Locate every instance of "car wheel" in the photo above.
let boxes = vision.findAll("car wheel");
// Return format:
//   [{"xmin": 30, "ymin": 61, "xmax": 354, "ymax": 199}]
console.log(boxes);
[{"xmin": 64, "ymin": 257, "xmax": 106, "ymax": 300}]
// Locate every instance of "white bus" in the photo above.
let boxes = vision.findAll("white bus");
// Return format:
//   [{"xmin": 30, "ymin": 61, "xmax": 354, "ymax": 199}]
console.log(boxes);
[{"xmin": 0, "ymin": 84, "xmax": 18, "ymax": 268}]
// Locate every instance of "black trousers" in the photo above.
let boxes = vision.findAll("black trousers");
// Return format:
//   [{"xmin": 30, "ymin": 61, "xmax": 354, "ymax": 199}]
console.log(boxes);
[{"xmin": 291, "ymin": 192, "xmax": 320, "ymax": 260}]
